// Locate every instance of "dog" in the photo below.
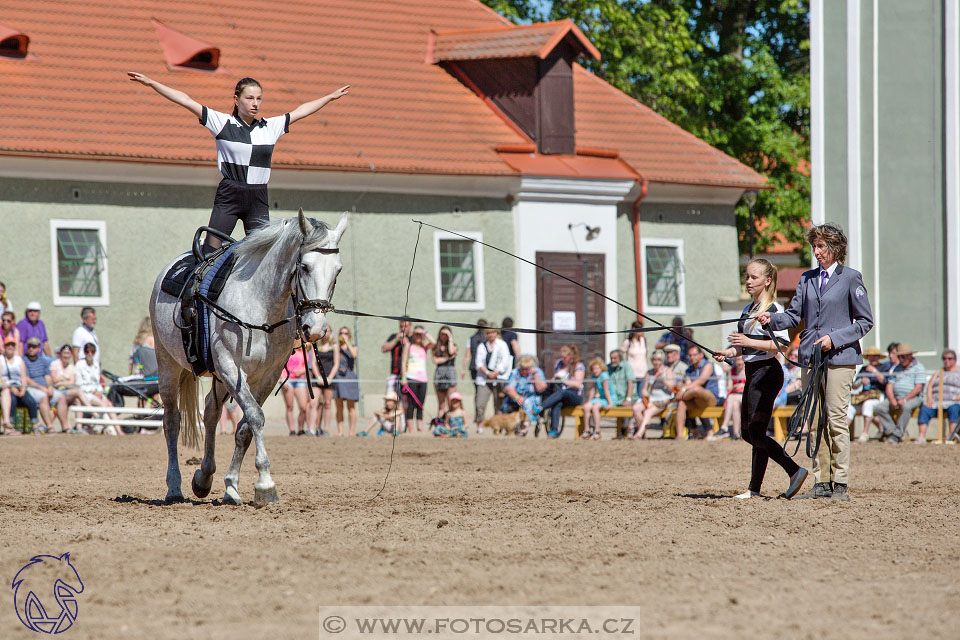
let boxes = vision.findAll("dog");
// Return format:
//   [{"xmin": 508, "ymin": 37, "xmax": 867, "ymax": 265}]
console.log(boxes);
[{"xmin": 481, "ymin": 409, "xmax": 526, "ymax": 436}]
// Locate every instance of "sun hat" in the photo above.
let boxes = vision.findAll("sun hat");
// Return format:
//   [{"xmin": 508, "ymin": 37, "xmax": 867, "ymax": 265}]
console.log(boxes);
[
  {"xmin": 384, "ymin": 391, "xmax": 399, "ymax": 402},
  {"xmin": 26, "ymin": 301, "xmax": 41, "ymax": 311},
  {"xmin": 863, "ymin": 345, "xmax": 884, "ymax": 357},
  {"xmin": 663, "ymin": 344, "xmax": 681, "ymax": 353},
  {"xmin": 3, "ymin": 336, "xmax": 16, "ymax": 345},
  {"xmin": 448, "ymin": 391, "xmax": 463, "ymax": 402},
  {"xmin": 895, "ymin": 343, "xmax": 915, "ymax": 356},
  {"xmin": 26, "ymin": 337, "xmax": 41, "ymax": 347}
]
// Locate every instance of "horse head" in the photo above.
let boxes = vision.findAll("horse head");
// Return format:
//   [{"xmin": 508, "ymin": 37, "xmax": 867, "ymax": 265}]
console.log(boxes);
[{"xmin": 294, "ymin": 209, "xmax": 347, "ymax": 342}]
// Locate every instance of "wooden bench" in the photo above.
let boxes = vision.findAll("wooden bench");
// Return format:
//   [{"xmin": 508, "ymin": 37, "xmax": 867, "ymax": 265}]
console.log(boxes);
[{"xmin": 562, "ymin": 403, "xmax": 794, "ymax": 441}]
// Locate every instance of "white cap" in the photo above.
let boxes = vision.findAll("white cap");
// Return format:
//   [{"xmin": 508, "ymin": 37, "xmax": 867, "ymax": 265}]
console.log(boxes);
[{"xmin": 26, "ymin": 301, "xmax": 41, "ymax": 311}]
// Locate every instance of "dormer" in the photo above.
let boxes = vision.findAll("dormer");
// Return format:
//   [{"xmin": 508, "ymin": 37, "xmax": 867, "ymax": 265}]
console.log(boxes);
[
  {"xmin": 152, "ymin": 19, "xmax": 220, "ymax": 70},
  {"xmin": 0, "ymin": 22, "xmax": 29, "ymax": 58},
  {"xmin": 429, "ymin": 20, "xmax": 600, "ymax": 155}
]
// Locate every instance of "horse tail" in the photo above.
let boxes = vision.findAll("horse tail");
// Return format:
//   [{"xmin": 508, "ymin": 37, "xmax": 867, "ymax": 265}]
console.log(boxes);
[{"xmin": 177, "ymin": 370, "xmax": 203, "ymax": 450}]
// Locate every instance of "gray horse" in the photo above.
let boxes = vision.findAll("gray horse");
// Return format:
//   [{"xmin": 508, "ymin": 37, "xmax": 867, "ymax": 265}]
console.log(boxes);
[{"xmin": 150, "ymin": 211, "xmax": 347, "ymax": 505}]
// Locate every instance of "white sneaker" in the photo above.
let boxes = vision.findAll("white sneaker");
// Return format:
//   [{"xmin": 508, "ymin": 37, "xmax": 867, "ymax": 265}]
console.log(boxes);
[
  {"xmin": 857, "ymin": 432, "xmax": 869, "ymax": 443},
  {"xmin": 734, "ymin": 490, "xmax": 762, "ymax": 499},
  {"xmin": 914, "ymin": 437, "xmax": 927, "ymax": 445}
]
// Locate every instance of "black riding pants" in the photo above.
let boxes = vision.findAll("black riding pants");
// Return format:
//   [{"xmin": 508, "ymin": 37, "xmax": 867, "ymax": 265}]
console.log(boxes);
[
  {"xmin": 205, "ymin": 179, "xmax": 270, "ymax": 247},
  {"xmin": 742, "ymin": 358, "xmax": 800, "ymax": 493}
]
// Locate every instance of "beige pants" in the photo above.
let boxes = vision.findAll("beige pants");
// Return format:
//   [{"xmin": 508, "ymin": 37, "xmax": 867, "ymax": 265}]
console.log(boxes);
[{"xmin": 802, "ymin": 364, "xmax": 856, "ymax": 485}]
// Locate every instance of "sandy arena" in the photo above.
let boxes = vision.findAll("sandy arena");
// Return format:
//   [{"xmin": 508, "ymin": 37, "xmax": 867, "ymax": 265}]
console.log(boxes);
[{"xmin": 1, "ymin": 430, "xmax": 958, "ymax": 639}]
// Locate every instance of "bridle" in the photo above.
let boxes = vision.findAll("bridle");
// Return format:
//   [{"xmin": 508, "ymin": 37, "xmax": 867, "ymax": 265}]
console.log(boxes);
[{"xmin": 289, "ymin": 241, "xmax": 340, "ymax": 398}]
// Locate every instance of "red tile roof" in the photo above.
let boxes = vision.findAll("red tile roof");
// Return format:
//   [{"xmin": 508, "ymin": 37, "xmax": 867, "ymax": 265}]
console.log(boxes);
[
  {"xmin": 0, "ymin": 0, "xmax": 766, "ymax": 188},
  {"xmin": 431, "ymin": 19, "xmax": 600, "ymax": 62}
]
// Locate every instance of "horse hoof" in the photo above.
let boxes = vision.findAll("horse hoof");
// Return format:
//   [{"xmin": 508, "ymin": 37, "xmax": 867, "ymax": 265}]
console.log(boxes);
[
  {"xmin": 192, "ymin": 469, "xmax": 213, "ymax": 499},
  {"xmin": 222, "ymin": 487, "xmax": 242, "ymax": 506},
  {"xmin": 164, "ymin": 492, "xmax": 185, "ymax": 504},
  {"xmin": 254, "ymin": 485, "xmax": 279, "ymax": 505}
]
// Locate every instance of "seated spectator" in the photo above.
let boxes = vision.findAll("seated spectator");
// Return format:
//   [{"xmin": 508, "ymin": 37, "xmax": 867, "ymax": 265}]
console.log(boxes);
[
  {"xmin": 433, "ymin": 391, "xmax": 467, "ymax": 438},
  {"xmin": 579, "ymin": 357, "xmax": 614, "ymax": 440},
  {"xmin": 675, "ymin": 345, "xmax": 720, "ymax": 440},
  {"xmin": 107, "ymin": 316, "xmax": 160, "ymax": 409},
  {"xmin": 17, "ymin": 302, "xmax": 51, "ymax": 356},
  {"xmin": 774, "ymin": 346, "xmax": 803, "ymax": 407},
  {"xmin": 22, "ymin": 337, "xmax": 71, "ymax": 433},
  {"xmin": 363, "ymin": 391, "xmax": 405, "ymax": 436},
  {"xmin": 541, "ymin": 344, "xmax": 586, "ymax": 438},
  {"xmin": 607, "ymin": 349, "xmax": 635, "ymax": 408},
  {"xmin": 654, "ymin": 316, "xmax": 692, "ymax": 363},
  {"xmin": 851, "ymin": 345, "xmax": 890, "ymax": 441},
  {"xmin": 503, "ymin": 355, "xmax": 547, "ymax": 435},
  {"xmin": 664, "ymin": 343, "xmax": 687, "ymax": 380},
  {"xmin": 875, "ymin": 343, "xmax": 925, "ymax": 443},
  {"xmin": 75, "ymin": 343, "xmax": 122, "ymax": 435},
  {"xmin": 631, "ymin": 349, "xmax": 675, "ymax": 440},
  {"xmin": 49, "ymin": 343, "xmax": 86, "ymax": 432},
  {"xmin": 1, "ymin": 311, "xmax": 22, "ymax": 356},
  {"xmin": 916, "ymin": 349, "xmax": 960, "ymax": 443},
  {"xmin": 716, "ymin": 356, "xmax": 745, "ymax": 439},
  {"xmin": 1, "ymin": 335, "xmax": 38, "ymax": 433}
]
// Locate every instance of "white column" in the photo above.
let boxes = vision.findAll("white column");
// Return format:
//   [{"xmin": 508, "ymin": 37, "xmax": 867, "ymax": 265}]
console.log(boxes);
[
  {"xmin": 946, "ymin": 0, "xmax": 960, "ymax": 349},
  {"xmin": 871, "ymin": 0, "xmax": 881, "ymax": 344},
  {"xmin": 811, "ymin": 0, "xmax": 825, "ymax": 228},
  {"xmin": 846, "ymin": 0, "xmax": 862, "ymax": 272}
]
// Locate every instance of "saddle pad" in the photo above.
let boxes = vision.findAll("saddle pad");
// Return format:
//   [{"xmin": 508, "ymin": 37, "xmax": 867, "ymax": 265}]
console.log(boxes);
[{"xmin": 198, "ymin": 243, "xmax": 241, "ymax": 373}]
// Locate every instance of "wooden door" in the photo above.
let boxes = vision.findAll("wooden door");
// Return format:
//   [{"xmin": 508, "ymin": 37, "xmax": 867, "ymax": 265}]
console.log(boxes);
[{"xmin": 536, "ymin": 252, "xmax": 605, "ymax": 372}]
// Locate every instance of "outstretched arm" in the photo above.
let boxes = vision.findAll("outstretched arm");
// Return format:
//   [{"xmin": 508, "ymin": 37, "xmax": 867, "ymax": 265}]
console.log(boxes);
[
  {"xmin": 127, "ymin": 72, "xmax": 202, "ymax": 118},
  {"xmin": 288, "ymin": 85, "xmax": 350, "ymax": 124}
]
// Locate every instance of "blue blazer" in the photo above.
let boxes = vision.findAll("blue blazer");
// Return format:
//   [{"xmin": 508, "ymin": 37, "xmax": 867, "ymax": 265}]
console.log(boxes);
[{"xmin": 769, "ymin": 264, "xmax": 874, "ymax": 366}]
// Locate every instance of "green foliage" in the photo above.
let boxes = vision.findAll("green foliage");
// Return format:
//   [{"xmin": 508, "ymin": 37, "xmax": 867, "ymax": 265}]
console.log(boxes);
[{"xmin": 478, "ymin": 0, "xmax": 811, "ymax": 259}]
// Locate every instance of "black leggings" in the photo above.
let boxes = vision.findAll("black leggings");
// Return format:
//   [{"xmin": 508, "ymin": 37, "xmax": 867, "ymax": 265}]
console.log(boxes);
[
  {"xmin": 404, "ymin": 382, "xmax": 427, "ymax": 420},
  {"xmin": 205, "ymin": 179, "xmax": 270, "ymax": 247},
  {"xmin": 742, "ymin": 358, "xmax": 800, "ymax": 493}
]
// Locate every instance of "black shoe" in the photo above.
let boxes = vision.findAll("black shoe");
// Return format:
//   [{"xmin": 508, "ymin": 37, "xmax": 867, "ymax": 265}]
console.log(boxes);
[
  {"xmin": 794, "ymin": 482, "xmax": 833, "ymax": 499},
  {"xmin": 783, "ymin": 468, "xmax": 809, "ymax": 499},
  {"xmin": 830, "ymin": 483, "xmax": 850, "ymax": 502}
]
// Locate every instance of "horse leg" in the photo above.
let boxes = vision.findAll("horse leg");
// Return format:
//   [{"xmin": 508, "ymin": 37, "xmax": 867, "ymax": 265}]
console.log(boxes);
[
  {"xmin": 157, "ymin": 349, "xmax": 184, "ymax": 503},
  {"xmin": 247, "ymin": 377, "xmax": 280, "ymax": 504},
  {"xmin": 192, "ymin": 381, "xmax": 222, "ymax": 499}
]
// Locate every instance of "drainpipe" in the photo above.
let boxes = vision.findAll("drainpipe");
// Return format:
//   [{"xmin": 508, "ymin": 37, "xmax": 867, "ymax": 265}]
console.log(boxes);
[{"xmin": 632, "ymin": 178, "xmax": 648, "ymax": 319}]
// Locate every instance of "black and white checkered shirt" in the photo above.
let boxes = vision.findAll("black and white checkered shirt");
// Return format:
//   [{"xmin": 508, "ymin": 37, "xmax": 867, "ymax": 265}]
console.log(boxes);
[{"xmin": 200, "ymin": 107, "xmax": 289, "ymax": 184}]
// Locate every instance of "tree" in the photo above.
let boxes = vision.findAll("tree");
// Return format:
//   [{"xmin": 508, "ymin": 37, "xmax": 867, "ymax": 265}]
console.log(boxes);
[{"xmin": 479, "ymin": 0, "xmax": 811, "ymax": 258}]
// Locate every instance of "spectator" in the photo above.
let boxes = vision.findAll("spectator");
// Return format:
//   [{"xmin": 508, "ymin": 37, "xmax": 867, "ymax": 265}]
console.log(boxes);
[
  {"xmin": 363, "ymin": 391, "xmax": 404, "ymax": 436},
  {"xmin": 1, "ymin": 335, "xmax": 38, "ymax": 433},
  {"xmin": 500, "ymin": 317, "xmax": 520, "ymax": 359},
  {"xmin": 674, "ymin": 345, "xmax": 720, "ymax": 440},
  {"xmin": 607, "ymin": 349, "xmax": 634, "ymax": 407},
  {"xmin": 885, "ymin": 342, "xmax": 901, "ymax": 370},
  {"xmin": 382, "ymin": 320, "xmax": 412, "ymax": 394},
  {"xmin": 108, "ymin": 316, "xmax": 160, "ymax": 409},
  {"xmin": 75, "ymin": 343, "xmax": 122, "ymax": 435},
  {"xmin": 916, "ymin": 349, "xmax": 960, "ymax": 443},
  {"xmin": 503, "ymin": 355, "xmax": 547, "ymax": 435},
  {"xmin": 579, "ymin": 357, "xmax": 614, "ymax": 440},
  {"xmin": 312, "ymin": 330, "xmax": 338, "ymax": 436},
  {"xmin": 850, "ymin": 345, "xmax": 889, "ymax": 441},
  {"xmin": 473, "ymin": 327, "xmax": 511, "ymax": 432},
  {"xmin": 655, "ymin": 316, "xmax": 693, "ymax": 363},
  {"xmin": 433, "ymin": 391, "xmax": 467, "ymax": 438},
  {"xmin": 875, "ymin": 343, "xmax": 925, "ymax": 443},
  {"xmin": 431, "ymin": 326, "xmax": 458, "ymax": 416},
  {"xmin": 631, "ymin": 349, "xmax": 675, "ymax": 440},
  {"xmin": 281, "ymin": 344, "xmax": 312, "ymax": 436},
  {"xmin": 664, "ymin": 344, "xmax": 687, "ymax": 380},
  {"xmin": 401, "ymin": 325, "xmax": 431, "ymax": 432},
  {"xmin": 23, "ymin": 337, "xmax": 70, "ymax": 433},
  {"xmin": 71, "ymin": 307, "xmax": 99, "ymax": 366},
  {"xmin": 774, "ymin": 346, "xmax": 803, "ymax": 407},
  {"xmin": 461, "ymin": 319, "xmax": 488, "ymax": 383},
  {"xmin": 0, "ymin": 281, "xmax": 10, "ymax": 315},
  {"xmin": 541, "ymin": 344, "xmax": 586, "ymax": 438},
  {"xmin": 49, "ymin": 344, "xmax": 85, "ymax": 432},
  {"xmin": 334, "ymin": 326, "xmax": 360, "ymax": 437},
  {"xmin": 1, "ymin": 312, "xmax": 22, "ymax": 356},
  {"xmin": 716, "ymin": 356, "xmax": 745, "ymax": 440},
  {"xmin": 220, "ymin": 398, "xmax": 242, "ymax": 435},
  {"xmin": 621, "ymin": 320, "xmax": 648, "ymax": 397},
  {"xmin": 17, "ymin": 302, "xmax": 50, "ymax": 356}
]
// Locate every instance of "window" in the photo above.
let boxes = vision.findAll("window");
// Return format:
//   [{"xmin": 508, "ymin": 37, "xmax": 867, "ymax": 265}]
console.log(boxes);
[
  {"xmin": 49, "ymin": 219, "xmax": 110, "ymax": 306},
  {"xmin": 433, "ymin": 231, "xmax": 485, "ymax": 311},
  {"xmin": 640, "ymin": 238, "xmax": 684, "ymax": 314}
]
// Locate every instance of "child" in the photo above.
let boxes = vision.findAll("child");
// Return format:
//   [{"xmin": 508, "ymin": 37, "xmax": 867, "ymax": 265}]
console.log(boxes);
[
  {"xmin": 362, "ymin": 392, "xmax": 405, "ymax": 436},
  {"xmin": 433, "ymin": 391, "xmax": 468, "ymax": 438},
  {"xmin": 580, "ymin": 357, "xmax": 615, "ymax": 440}
]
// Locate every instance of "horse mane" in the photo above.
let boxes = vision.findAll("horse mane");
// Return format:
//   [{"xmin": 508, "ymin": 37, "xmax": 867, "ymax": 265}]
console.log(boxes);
[{"xmin": 233, "ymin": 215, "xmax": 331, "ymax": 260}]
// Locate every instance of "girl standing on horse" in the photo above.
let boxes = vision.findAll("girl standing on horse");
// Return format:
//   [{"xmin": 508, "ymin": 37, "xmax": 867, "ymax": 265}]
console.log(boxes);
[{"xmin": 127, "ymin": 72, "xmax": 349, "ymax": 249}]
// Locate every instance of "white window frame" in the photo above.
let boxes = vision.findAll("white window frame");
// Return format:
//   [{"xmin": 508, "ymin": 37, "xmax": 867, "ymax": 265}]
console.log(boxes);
[
  {"xmin": 640, "ymin": 237, "xmax": 685, "ymax": 315},
  {"xmin": 50, "ymin": 219, "xmax": 110, "ymax": 307},
  {"xmin": 433, "ymin": 231, "xmax": 485, "ymax": 311}
]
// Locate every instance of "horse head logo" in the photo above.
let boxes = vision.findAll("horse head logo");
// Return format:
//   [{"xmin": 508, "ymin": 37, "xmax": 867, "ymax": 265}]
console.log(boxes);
[{"xmin": 11, "ymin": 553, "xmax": 84, "ymax": 634}]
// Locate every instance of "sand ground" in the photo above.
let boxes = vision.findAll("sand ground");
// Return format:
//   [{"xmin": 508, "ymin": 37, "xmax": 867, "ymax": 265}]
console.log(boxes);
[{"xmin": 1, "ymin": 429, "xmax": 958, "ymax": 639}]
